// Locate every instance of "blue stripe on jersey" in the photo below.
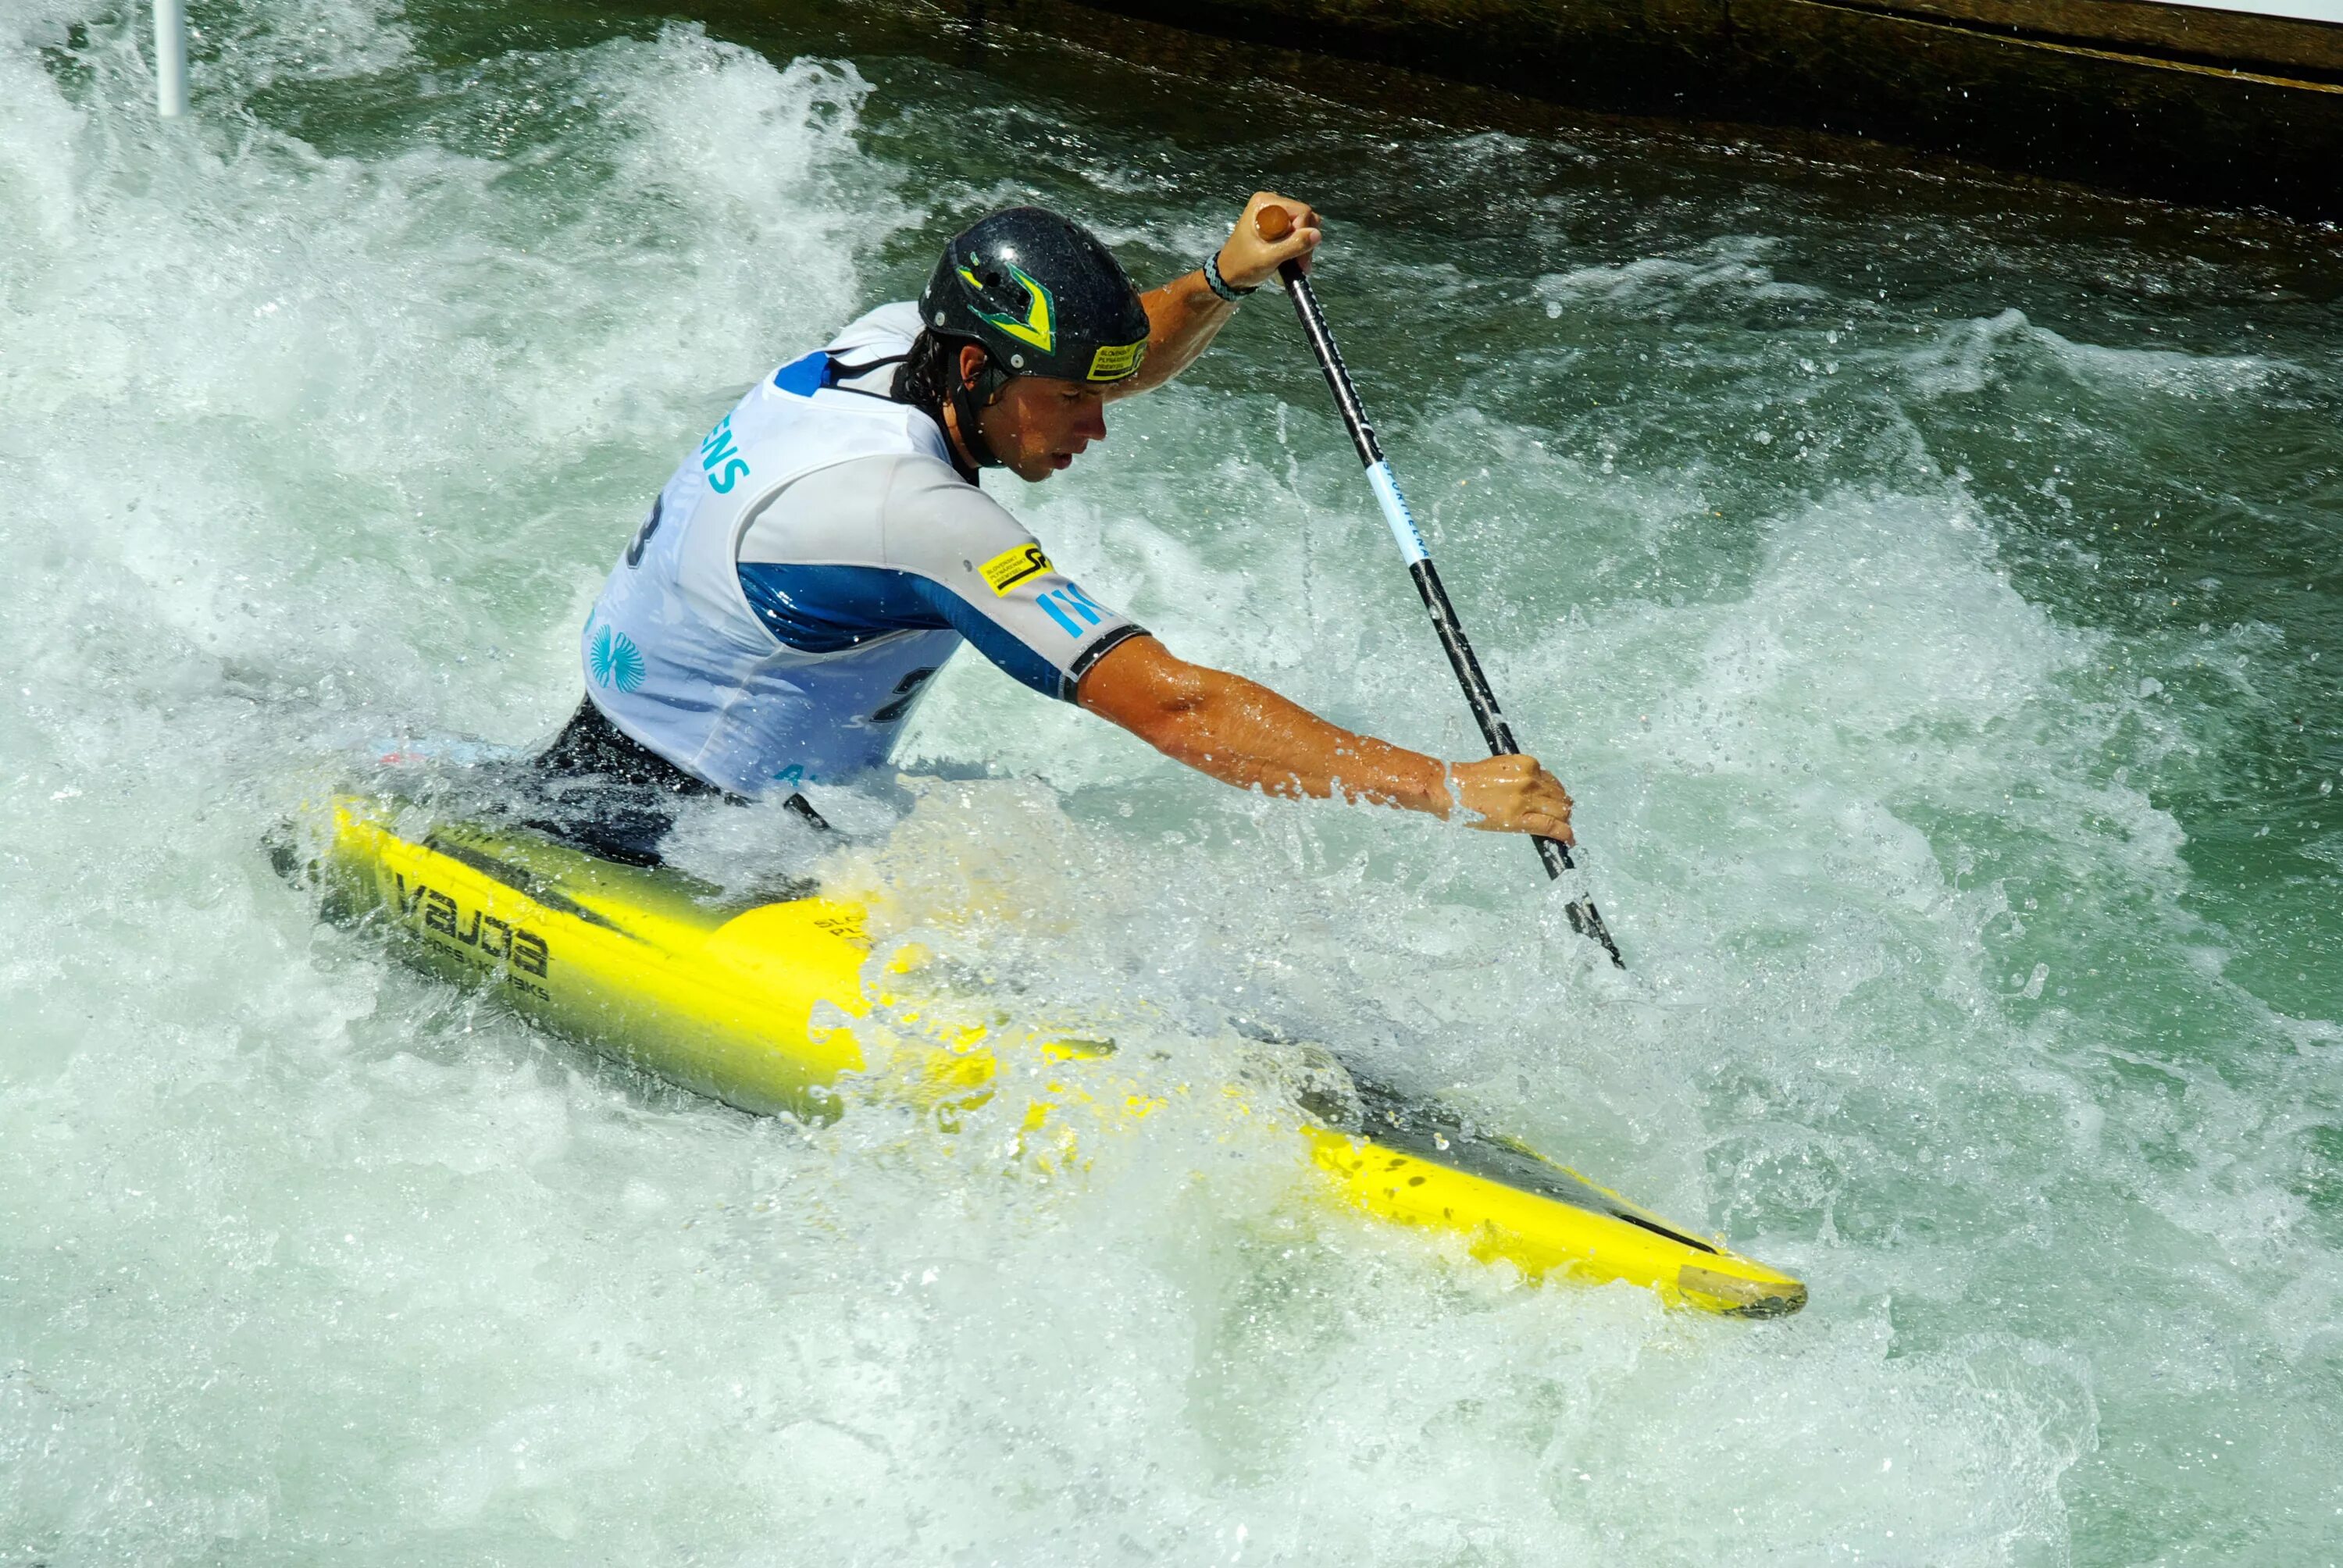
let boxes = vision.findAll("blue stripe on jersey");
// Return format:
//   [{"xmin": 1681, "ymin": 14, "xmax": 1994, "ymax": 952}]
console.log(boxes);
[
  {"xmin": 736, "ymin": 562, "xmax": 1065, "ymax": 698},
  {"xmin": 771, "ymin": 351, "xmax": 829, "ymax": 396}
]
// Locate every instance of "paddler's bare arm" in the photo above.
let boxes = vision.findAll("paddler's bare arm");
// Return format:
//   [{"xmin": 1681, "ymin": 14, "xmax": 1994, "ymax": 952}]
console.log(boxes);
[
  {"xmin": 1078, "ymin": 634, "xmax": 1574, "ymax": 841},
  {"xmin": 1108, "ymin": 192, "xmax": 1324, "ymax": 401}
]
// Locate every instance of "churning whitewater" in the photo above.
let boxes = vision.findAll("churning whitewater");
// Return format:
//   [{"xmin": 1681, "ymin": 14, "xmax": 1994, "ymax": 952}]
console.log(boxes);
[{"xmin": 4, "ymin": 2, "xmax": 2339, "ymax": 1563}]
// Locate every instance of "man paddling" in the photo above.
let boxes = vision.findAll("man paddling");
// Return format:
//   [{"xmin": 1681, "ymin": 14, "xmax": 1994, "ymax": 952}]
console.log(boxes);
[{"xmin": 539, "ymin": 195, "xmax": 1574, "ymax": 857}]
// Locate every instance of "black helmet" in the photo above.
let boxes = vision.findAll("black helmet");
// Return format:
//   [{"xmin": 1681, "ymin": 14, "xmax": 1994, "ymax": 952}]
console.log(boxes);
[{"xmin": 918, "ymin": 207, "xmax": 1151, "ymax": 387}]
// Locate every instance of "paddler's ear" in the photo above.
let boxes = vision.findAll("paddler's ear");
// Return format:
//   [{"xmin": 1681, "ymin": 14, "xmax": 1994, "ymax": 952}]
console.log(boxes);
[{"xmin": 956, "ymin": 342, "xmax": 989, "ymax": 394}]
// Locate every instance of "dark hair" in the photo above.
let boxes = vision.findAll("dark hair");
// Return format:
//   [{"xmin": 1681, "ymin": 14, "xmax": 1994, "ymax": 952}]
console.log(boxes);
[{"xmin": 893, "ymin": 329, "xmax": 975, "ymax": 424}]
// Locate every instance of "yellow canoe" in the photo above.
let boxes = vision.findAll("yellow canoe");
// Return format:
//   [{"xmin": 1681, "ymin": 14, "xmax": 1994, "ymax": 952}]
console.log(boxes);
[{"xmin": 282, "ymin": 793, "xmax": 1806, "ymax": 1318}]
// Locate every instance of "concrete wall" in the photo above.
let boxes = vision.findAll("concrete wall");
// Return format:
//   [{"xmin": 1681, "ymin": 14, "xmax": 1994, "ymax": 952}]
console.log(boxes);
[{"xmin": 1004, "ymin": 0, "xmax": 2343, "ymax": 218}]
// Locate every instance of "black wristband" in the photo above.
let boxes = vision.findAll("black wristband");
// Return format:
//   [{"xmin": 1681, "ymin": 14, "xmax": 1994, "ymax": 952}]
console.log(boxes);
[{"xmin": 1203, "ymin": 249, "xmax": 1256, "ymax": 303}]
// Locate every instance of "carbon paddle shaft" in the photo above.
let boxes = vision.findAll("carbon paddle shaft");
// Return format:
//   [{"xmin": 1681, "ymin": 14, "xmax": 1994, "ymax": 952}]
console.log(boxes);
[{"xmin": 1273, "ymin": 257, "xmax": 1624, "ymax": 967}]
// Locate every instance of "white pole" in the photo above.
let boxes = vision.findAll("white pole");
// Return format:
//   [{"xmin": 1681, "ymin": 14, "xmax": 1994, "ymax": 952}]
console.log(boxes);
[{"xmin": 155, "ymin": 0, "xmax": 188, "ymax": 118}]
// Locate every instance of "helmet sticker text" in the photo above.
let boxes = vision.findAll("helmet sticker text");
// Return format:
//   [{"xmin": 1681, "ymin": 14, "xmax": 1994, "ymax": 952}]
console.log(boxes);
[{"xmin": 1086, "ymin": 340, "xmax": 1147, "ymax": 381}]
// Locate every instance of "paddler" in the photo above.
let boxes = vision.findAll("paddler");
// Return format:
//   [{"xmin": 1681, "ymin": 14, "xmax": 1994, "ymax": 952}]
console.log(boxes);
[{"xmin": 536, "ymin": 196, "xmax": 1574, "ymax": 860}]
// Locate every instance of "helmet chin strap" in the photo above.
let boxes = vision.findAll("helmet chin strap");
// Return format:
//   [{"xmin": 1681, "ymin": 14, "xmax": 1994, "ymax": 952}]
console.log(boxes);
[{"xmin": 947, "ymin": 353, "xmax": 1008, "ymax": 472}]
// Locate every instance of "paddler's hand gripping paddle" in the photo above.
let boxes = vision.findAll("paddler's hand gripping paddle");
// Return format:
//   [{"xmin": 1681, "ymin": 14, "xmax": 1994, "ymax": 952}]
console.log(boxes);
[{"xmin": 1255, "ymin": 205, "xmax": 1624, "ymax": 967}]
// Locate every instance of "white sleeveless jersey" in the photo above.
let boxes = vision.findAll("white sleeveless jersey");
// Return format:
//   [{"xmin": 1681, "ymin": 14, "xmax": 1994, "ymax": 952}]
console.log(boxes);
[{"xmin": 582, "ymin": 304, "xmax": 1143, "ymax": 799}]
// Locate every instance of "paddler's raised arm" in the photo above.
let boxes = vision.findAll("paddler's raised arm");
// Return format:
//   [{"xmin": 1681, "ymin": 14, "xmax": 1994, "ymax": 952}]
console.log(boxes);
[
  {"xmin": 1077, "ymin": 632, "xmax": 1574, "ymax": 841},
  {"xmin": 1107, "ymin": 192, "xmax": 1324, "ymax": 400}
]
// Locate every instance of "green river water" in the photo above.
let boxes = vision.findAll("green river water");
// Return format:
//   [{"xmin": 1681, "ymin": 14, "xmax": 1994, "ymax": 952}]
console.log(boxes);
[{"xmin": 3, "ymin": 2, "xmax": 2340, "ymax": 1561}]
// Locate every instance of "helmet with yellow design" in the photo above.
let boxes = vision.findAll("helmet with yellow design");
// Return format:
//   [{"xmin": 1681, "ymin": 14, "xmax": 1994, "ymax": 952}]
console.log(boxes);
[{"xmin": 918, "ymin": 207, "xmax": 1151, "ymax": 389}]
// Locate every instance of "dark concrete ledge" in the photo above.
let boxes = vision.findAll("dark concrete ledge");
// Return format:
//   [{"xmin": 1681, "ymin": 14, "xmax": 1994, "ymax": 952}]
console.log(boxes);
[{"xmin": 1033, "ymin": 0, "xmax": 2343, "ymax": 219}]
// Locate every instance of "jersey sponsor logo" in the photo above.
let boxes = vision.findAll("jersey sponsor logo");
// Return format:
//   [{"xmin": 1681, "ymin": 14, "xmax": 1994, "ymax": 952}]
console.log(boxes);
[
  {"xmin": 700, "ymin": 413, "xmax": 751, "ymax": 494},
  {"xmin": 1086, "ymin": 339, "xmax": 1147, "ymax": 382},
  {"xmin": 590, "ymin": 624, "xmax": 647, "ymax": 693},
  {"xmin": 1036, "ymin": 581, "xmax": 1106, "ymax": 637},
  {"xmin": 959, "ymin": 257, "xmax": 1057, "ymax": 353},
  {"xmin": 979, "ymin": 543, "xmax": 1052, "ymax": 596}
]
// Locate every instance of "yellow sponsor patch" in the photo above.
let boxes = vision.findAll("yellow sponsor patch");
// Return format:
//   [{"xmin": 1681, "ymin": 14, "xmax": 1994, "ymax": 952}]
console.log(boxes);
[
  {"xmin": 1086, "ymin": 339, "xmax": 1147, "ymax": 382},
  {"xmin": 980, "ymin": 543, "xmax": 1052, "ymax": 596}
]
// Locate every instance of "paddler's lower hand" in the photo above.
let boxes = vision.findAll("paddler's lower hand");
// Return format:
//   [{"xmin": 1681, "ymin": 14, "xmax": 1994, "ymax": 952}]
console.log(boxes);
[
  {"xmin": 1218, "ymin": 191, "xmax": 1321, "ymax": 287},
  {"xmin": 1079, "ymin": 635, "xmax": 1578, "ymax": 839},
  {"xmin": 1446, "ymin": 754, "xmax": 1575, "ymax": 843}
]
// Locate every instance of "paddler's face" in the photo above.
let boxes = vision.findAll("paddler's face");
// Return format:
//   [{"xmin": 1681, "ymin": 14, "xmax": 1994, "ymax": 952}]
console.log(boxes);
[{"xmin": 962, "ymin": 346, "xmax": 1109, "ymax": 483}]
